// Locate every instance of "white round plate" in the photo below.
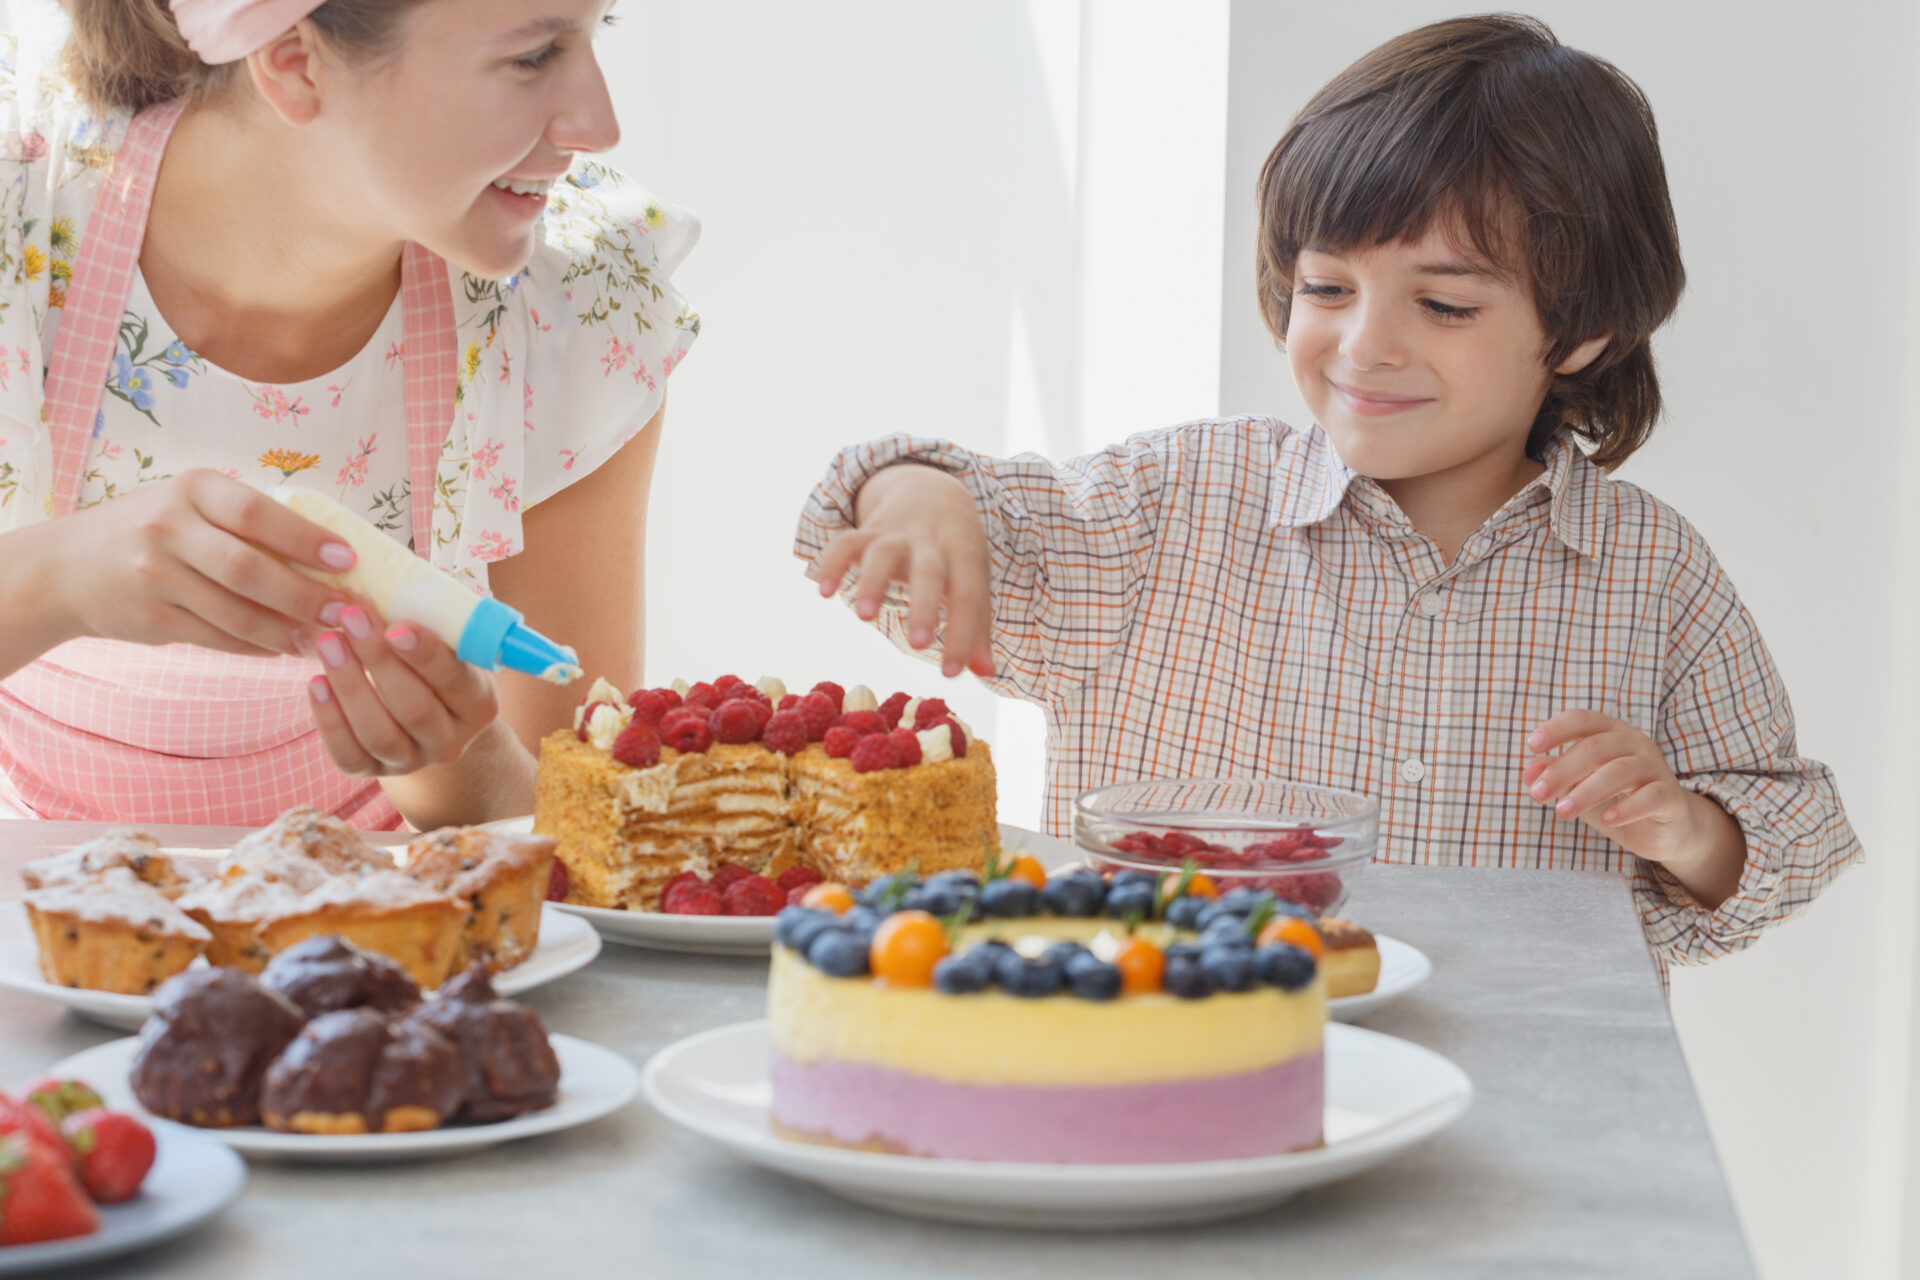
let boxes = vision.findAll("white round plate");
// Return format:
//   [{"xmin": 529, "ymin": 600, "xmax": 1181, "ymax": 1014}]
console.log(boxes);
[
  {"xmin": 48, "ymin": 1033, "xmax": 635, "ymax": 1164},
  {"xmin": 1328, "ymin": 935, "xmax": 1432, "ymax": 1023},
  {"xmin": 641, "ymin": 1019, "xmax": 1471, "ymax": 1228},
  {"xmin": 0, "ymin": 1120, "xmax": 245, "ymax": 1273},
  {"xmin": 485, "ymin": 819, "xmax": 1082, "ymax": 957},
  {"xmin": 0, "ymin": 902, "xmax": 601, "ymax": 1033}
]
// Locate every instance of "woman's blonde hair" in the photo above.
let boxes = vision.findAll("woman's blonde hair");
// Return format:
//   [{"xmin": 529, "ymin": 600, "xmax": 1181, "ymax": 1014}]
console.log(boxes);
[{"xmin": 59, "ymin": 0, "xmax": 430, "ymax": 114}]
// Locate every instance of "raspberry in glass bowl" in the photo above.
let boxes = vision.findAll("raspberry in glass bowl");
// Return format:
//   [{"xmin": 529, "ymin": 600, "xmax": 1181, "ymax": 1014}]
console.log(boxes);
[{"xmin": 1071, "ymin": 778, "xmax": 1379, "ymax": 916}]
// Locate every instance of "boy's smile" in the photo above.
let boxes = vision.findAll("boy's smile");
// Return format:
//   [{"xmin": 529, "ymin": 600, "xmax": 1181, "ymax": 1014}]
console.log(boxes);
[{"xmin": 1285, "ymin": 225, "xmax": 1607, "ymax": 548}]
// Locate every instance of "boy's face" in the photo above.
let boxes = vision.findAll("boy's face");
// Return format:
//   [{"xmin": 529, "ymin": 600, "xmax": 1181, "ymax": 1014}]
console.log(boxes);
[{"xmin": 1287, "ymin": 226, "xmax": 1578, "ymax": 486}]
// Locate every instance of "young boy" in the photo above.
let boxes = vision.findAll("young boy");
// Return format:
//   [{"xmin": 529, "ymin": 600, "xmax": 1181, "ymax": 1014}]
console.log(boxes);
[{"xmin": 792, "ymin": 14, "xmax": 1859, "ymax": 973}]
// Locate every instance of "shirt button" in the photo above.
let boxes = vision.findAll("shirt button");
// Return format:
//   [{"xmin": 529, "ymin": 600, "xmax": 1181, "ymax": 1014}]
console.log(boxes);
[
  {"xmin": 1400, "ymin": 758, "xmax": 1427, "ymax": 784},
  {"xmin": 1418, "ymin": 590, "xmax": 1446, "ymax": 618}
]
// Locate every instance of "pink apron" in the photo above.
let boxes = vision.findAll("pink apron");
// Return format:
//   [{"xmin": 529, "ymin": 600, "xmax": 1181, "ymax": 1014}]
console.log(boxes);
[{"xmin": 0, "ymin": 99, "xmax": 458, "ymax": 829}]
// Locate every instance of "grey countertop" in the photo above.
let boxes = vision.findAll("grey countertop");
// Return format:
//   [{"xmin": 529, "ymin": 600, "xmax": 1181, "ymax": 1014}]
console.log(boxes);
[{"xmin": 0, "ymin": 820, "xmax": 1751, "ymax": 1278}]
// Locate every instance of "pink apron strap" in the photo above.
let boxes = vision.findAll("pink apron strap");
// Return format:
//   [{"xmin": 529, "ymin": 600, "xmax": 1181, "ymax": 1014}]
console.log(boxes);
[
  {"xmin": 44, "ymin": 99, "xmax": 186, "ymax": 517},
  {"xmin": 398, "ymin": 243, "xmax": 457, "ymax": 558}
]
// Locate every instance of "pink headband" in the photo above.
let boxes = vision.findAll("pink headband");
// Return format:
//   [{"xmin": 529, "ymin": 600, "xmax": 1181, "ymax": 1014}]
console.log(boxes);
[{"xmin": 170, "ymin": 0, "xmax": 329, "ymax": 66}]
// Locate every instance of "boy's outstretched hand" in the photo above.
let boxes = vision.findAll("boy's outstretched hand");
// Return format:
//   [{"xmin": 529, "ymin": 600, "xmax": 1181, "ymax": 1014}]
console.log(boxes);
[
  {"xmin": 1523, "ymin": 709, "xmax": 1746, "ymax": 909},
  {"xmin": 812, "ymin": 464, "xmax": 996, "ymax": 679}
]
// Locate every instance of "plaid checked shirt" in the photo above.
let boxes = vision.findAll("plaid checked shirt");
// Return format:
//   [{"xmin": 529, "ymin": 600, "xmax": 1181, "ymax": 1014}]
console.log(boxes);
[{"xmin": 794, "ymin": 419, "xmax": 1862, "ymax": 969}]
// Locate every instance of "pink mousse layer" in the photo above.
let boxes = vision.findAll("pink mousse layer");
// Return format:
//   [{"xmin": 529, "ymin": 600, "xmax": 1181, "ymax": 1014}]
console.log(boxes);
[{"xmin": 769, "ymin": 1051, "xmax": 1323, "ymax": 1163}]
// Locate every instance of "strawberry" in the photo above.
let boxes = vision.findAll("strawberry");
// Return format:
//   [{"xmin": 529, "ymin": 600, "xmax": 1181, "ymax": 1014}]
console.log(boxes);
[
  {"xmin": 21, "ymin": 1079, "xmax": 103, "ymax": 1131},
  {"xmin": 0, "ymin": 1132, "xmax": 97, "ymax": 1245},
  {"xmin": 59, "ymin": 1110, "xmax": 154, "ymax": 1206},
  {"xmin": 0, "ymin": 1096, "xmax": 65, "ymax": 1162}
]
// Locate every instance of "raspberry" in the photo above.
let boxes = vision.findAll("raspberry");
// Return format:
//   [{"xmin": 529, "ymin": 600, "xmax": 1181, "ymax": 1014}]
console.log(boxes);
[
  {"xmin": 545, "ymin": 859, "xmax": 570, "ymax": 902},
  {"xmin": 660, "ymin": 713, "xmax": 713, "ymax": 753},
  {"xmin": 838, "ymin": 710, "xmax": 886, "ymax": 737},
  {"xmin": 626, "ymin": 689, "xmax": 673, "ymax": 725},
  {"xmin": 849, "ymin": 734, "xmax": 898, "ymax": 773},
  {"xmin": 912, "ymin": 698, "xmax": 951, "ymax": 731},
  {"xmin": 662, "ymin": 882, "xmax": 724, "ymax": 915},
  {"xmin": 1162, "ymin": 831, "xmax": 1211, "ymax": 858},
  {"xmin": 710, "ymin": 863, "xmax": 754, "ymax": 891},
  {"xmin": 809, "ymin": 681, "xmax": 846, "ymax": 713},
  {"xmin": 662, "ymin": 870, "xmax": 705, "ymax": 902},
  {"xmin": 1111, "ymin": 833, "xmax": 1164, "ymax": 857},
  {"xmin": 655, "ymin": 687, "xmax": 684, "ymax": 712},
  {"xmin": 722, "ymin": 874, "xmax": 784, "ymax": 916},
  {"xmin": 574, "ymin": 700, "xmax": 609, "ymax": 741},
  {"xmin": 762, "ymin": 711, "xmax": 808, "ymax": 755},
  {"xmin": 878, "ymin": 691, "xmax": 911, "ymax": 729},
  {"xmin": 887, "ymin": 728, "xmax": 922, "ymax": 767},
  {"xmin": 786, "ymin": 884, "xmax": 812, "ymax": 907},
  {"xmin": 709, "ymin": 701, "xmax": 762, "ymax": 745},
  {"xmin": 611, "ymin": 723, "xmax": 661, "ymax": 768},
  {"xmin": 776, "ymin": 865, "xmax": 823, "ymax": 892},
  {"xmin": 738, "ymin": 697, "xmax": 774, "ymax": 732},
  {"xmin": 777, "ymin": 693, "xmax": 802, "ymax": 713},
  {"xmin": 937, "ymin": 717, "xmax": 967, "ymax": 757},
  {"xmin": 822, "ymin": 725, "xmax": 862, "ymax": 758},
  {"xmin": 713, "ymin": 674, "xmax": 747, "ymax": 696},
  {"xmin": 683, "ymin": 682, "xmax": 722, "ymax": 711},
  {"xmin": 797, "ymin": 692, "xmax": 838, "ymax": 740}
]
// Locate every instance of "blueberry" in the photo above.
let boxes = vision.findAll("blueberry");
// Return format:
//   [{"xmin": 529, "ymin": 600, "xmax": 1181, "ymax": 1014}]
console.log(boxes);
[
  {"xmin": 1164, "ymin": 896, "xmax": 1208, "ymax": 931},
  {"xmin": 928, "ymin": 869, "xmax": 981, "ymax": 889},
  {"xmin": 1271, "ymin": 900, "xmax": 1317, "ymax": 922},
  {"xmin": 1102, "ymin": 882, "xmax": 1156, "ymax": 920},
  {"xmin": 1064, "ymin": 954, "xmax": 1122, "ymax": 1001},
  {"xmin": 1042, "ymin": 870, "xmax": 1107, "ymax": 918},
  {"xmin": 1219, "ymin": 887, "xmax": 1276, "ymax": 913},
  {"xmin": 970, "ymin": 938, "xmax": 1016, "ymax": 973},
  {"xmin": 994, "ymin": 950, "xmax": 1065, "ymax": 998},
  {"xmin": 807, "ymin": 928, "xmax": 871, "ymax": 977},
  {"xmin": 1040, "ymin": 940, "xmax": 1091, "ymax": 968},
  {"xmin": 1163, "ymin": 941, "xmax": 1202, "ymax": 966},
  {"xmin": 1110, "ymin": 870, "xmax": 1161, "ymax": 892},
  {"xmin": 1257, "ymin": 944, "xmax": 1317, "ymax": 991},
  {"xmin": 844, "ymin": 905, "xmax": 883, "ymax": 932},
  {"xmin": 1163, "ymin": 952, "xmax": 1215, "ymax": 999},
  {"xmin": 979, "ymin": 878, "xmax": 1042, "ymax": 918},
  {"xmin": 1194, "ymin": 902, "xmax": 1246, "ymax": 930},
  {"xmin": 1200, "ymin": 945, "xmax": 1257, "ymax": 992},
  {"xmin": 860, "ymin": 872, "xmax": 921, "ymax": 907},
  {"xmin": 773, "ymin": 906, "xmax": 828, "ymax": 949},
  {"xmin": 1198, "ymin": 918, "xmax": 1254, "ymax": 950},
  {"xmin": 906, "ymin": 884, "xmax": 966, "ymax": 917},
  {"xmin": 784, "ymin": 911, "xmax": 841, "ymax": 955},
  {"xmin": 933, "ymin": 951, "xmax": 993, "ymax": 994}
]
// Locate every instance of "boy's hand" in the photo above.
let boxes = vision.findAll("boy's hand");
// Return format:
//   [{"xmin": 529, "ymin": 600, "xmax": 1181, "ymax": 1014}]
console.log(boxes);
[
  {"xmin": 812, "ymin": 464, "xmax": 996, "ymax": 678},
  {"xmin": 1523, "ymin": 709, "xmax": 1745, "ymax": 907}
]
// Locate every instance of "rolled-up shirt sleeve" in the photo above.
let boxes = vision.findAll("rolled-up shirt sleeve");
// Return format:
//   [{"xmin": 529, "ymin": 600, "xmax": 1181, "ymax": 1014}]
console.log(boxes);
[{"xmin": 793, "ymin": 432, "xmax": 1168, "ymax": 706}]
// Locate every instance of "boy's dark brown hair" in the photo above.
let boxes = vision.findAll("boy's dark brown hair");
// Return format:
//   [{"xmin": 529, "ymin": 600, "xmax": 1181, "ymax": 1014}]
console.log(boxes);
[{"xmin": 1255, "ymin": 13, "xmax": 1684, "ymax": 470}]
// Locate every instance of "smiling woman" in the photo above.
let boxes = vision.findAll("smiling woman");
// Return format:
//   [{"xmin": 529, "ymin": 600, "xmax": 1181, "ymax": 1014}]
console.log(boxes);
[{"xmin": 0, "ymin": 0, "xmax": 698, "ymax": 831}]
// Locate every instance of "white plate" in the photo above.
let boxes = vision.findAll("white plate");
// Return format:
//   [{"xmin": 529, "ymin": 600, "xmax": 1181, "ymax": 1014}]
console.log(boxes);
[
  {"xmin": 0, "ymin": 902, "xmax": 601, "ymax": 1033},
  {"xmin": 50, "ymin": 1033, "xmax": 637, "ymax": 1164},
  {"xmin": 1328, "ymin": 935, "xmax": 1432, "ymax": 1023},
  {"xmin": 486, "ymin": 819, "xmax": 1083, "ymax": 957},
  {"xmin": 642, "ymin": 1019, "xmax": 1470, "ymax": 1228},
  {"xmin": 0, "ymin": 1120, "xmax": 245, "ymax": 1273}
]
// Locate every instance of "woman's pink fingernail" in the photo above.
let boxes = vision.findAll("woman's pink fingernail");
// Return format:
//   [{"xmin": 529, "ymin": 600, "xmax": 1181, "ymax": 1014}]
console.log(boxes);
[
  {"xmin": 387, "ymin": 624, "xmax": 417, "ymax": 652},
  {"xmin": 309, "ymin": 676, "xmax": 332, "ymax": 704},
  {"xmin": 318, "ymin": 601, "xmax": 344, "ymax": 627},
  {"xmin": 317, "ymin": 633, "xmax": 347, "ymax": 668},
  {"xmin": 319, "ymin": 542, "xmax": 356, "ymax": 571},
  {"xmin": 340, "ymin": 606, "xmax": 372, "ymax": 640}
]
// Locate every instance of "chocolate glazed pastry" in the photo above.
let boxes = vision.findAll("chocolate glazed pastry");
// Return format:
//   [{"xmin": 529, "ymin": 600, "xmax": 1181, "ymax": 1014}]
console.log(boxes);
[
  {"xmin": 414, "ymin": 965, "xmax": 561, "ymax": 1121},
  {"xmin": 260, "ymin": 934, "xmax": 421, "ymax": 1019},
  {"xmin": 260, "ymin": 1007, "xmax": 464, "ymax": 1134},
  {"xmin": 130, "ymin": 967, "xmax": 305, "ymax": 1127}
]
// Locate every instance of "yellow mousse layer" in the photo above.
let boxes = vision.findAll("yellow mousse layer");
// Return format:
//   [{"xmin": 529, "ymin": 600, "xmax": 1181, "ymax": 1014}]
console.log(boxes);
[{"xmin": 767, "ymin": 917, "xmax": 1325, "ymax": 1088}]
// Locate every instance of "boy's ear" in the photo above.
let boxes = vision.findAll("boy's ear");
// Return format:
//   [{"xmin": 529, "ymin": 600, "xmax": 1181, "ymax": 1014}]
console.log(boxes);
[{"xmin": 1554, "ymin": 332, "xmax": 1612, "ymax": 377}]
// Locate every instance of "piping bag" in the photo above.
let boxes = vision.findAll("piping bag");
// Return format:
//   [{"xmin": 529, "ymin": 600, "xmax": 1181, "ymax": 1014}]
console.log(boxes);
[{"xmin": 271, "ymin": 486, "xmax": 582, "ymax": 685}]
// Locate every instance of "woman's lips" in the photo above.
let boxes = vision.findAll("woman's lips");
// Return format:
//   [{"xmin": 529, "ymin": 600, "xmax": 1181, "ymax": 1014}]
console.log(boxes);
[{"xmin": 1331, "ymin": 382, "xmax": 1431, "ymax": 417}]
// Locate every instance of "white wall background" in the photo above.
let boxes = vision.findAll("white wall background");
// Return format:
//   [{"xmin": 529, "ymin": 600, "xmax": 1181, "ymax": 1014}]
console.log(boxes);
[{"xmin": 1219, "ymin": 4, "xmax": 1920, "ymax": 1279}]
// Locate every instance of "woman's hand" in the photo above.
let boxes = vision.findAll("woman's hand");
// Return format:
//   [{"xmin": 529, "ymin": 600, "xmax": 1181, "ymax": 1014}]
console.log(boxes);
[
  {"xmin": 812, "ymin": 464, "xmax": 996, "ymax": 678},
  {"xmin": 48, "ymin": 469, "xmax": 355, "ymax": 657},
  {"xmin": 302, "ymin": 604, "xmax": 501, "ymax": 778}
]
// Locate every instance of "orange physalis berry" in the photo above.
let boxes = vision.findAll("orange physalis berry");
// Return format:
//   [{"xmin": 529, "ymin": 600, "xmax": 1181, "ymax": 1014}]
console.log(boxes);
[
  {"xmin": 801, "ymin": 882, "xmax": 856, "ymax": 915},
  {"xmin": 1256, "ymin": 916, "xmax": 1324, "ymax": 959},
  {"xmin": 1007, "ymin": 855, "xmax": 1047, "ymax": 889},
  {"xmin": 1113, "ymin": 936, "xmax": 1166, "ymax": 995},
  {"xmin": 1159, "ymin": 870, "xmax": 1219, "ymax": 900},
  {"xmin": 869, "ymin": 910, "xmax": 949, "ymax": 987}
]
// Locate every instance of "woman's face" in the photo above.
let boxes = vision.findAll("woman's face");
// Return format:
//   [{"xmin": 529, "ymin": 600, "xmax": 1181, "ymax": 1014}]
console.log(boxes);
[{"xmin": 312, "ymin": 0, "xmax": 621, "ymax": 280}]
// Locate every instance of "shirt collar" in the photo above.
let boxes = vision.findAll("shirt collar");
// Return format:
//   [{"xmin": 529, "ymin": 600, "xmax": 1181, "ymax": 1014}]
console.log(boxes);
[{"xmin": 1269, "ymin": 423, "xmax": 1608, "ymax": 560}]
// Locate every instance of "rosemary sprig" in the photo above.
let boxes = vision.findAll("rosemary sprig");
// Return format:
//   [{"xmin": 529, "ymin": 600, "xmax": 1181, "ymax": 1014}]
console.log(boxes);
[
  {"xmin": 1155, "ymin": 857, "xmax": 1201, "ymax": 917},
  {"xmin": 1243, "ymin": 893, "xmax": 1279, "ymax": 942}
]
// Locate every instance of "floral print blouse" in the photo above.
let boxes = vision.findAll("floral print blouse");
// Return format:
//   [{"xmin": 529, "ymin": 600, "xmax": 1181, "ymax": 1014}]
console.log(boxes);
[{"xmin": 0, "ymin": 36, "xmax": 700, "ymax": 589}]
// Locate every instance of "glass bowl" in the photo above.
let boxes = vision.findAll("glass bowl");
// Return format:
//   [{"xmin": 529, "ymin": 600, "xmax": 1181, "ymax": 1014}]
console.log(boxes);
[{"xmin": 1071, "ymin": 777, "xmax": 1379, "ymax": 916}]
